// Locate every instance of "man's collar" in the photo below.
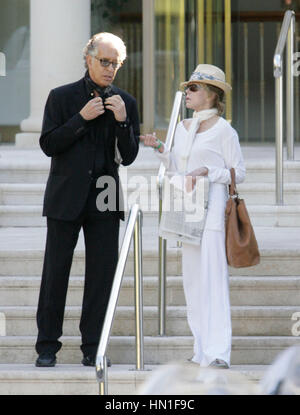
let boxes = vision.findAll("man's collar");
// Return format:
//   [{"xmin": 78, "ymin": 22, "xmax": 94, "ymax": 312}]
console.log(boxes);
[{"xmin": 84, "ymin": 70, "xmax": 118, "ymax": 97}]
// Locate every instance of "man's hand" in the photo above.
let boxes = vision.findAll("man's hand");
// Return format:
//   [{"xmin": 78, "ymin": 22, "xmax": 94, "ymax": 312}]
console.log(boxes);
[
  {"xmin": 104, "ymin": 95, "xmax": 127, "ymax": 122},
  {"xmin": 80, "ymin": 97, "xmax": 105, "ymax": 121}
]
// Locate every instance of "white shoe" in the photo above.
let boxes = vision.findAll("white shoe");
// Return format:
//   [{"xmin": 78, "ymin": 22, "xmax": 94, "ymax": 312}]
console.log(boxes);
[{"xmin": 208, "ymin": 359, "xmax": 229, "ymax": 369}]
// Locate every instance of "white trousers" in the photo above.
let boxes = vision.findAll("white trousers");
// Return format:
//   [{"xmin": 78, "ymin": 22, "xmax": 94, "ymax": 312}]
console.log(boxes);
[{"xmin": 182, "ymin": 229, "xmax": 232, "ymax": 366}]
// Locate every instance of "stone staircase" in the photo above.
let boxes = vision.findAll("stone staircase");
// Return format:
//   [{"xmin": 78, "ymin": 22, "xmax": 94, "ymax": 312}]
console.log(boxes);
[{"xmin": 0, "ymin": 144, "xmax": 299, "ymax": 394}]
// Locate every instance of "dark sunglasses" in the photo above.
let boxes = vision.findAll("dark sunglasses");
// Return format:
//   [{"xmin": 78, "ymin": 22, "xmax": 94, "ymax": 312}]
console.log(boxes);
[
  {"xmin": 93, "ymin": 56, "xmax": 122, "ymax": 70},
  {"xmin": 184, "ymin": 84, "xmax": 205, "ymax": 93}
]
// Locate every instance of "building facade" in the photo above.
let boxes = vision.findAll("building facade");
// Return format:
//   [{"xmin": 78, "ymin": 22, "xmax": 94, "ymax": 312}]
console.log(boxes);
[{"xmin": 0, "ymin": 0, "xmax": 299, "ymax": 145}]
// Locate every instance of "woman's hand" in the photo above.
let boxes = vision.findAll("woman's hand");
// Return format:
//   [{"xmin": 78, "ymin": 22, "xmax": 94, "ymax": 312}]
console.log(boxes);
[
  {"xmin": 185, "ymin": 167, "xmax": 208, "ymax": 192},
  {"xmin": 140, "ymin": 133, "xmax": 165, "ymax": 153}
]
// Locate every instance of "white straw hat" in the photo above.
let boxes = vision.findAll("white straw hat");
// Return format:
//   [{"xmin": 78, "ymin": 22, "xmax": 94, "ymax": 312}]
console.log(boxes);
[{"xmin": 180, "ymin": 64, "xmax": 232, "ymax": 94}]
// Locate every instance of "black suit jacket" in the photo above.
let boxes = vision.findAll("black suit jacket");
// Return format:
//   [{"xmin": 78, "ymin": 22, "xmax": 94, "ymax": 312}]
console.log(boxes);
[{"xmin": 40, "ymin": 77, "xmax": 140, "ymax": 221}]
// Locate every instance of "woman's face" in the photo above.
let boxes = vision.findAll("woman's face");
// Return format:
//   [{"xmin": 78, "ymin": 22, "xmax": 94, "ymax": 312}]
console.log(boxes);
[{"xmin": 184, "ymin": 83, "xmax": 215, "ymax": 112}]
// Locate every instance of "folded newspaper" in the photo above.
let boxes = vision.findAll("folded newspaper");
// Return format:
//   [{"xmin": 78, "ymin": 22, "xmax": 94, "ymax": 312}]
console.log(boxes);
[{"xmin": 159, "ymin": 174, "xmax": 209, "ymax": 245}]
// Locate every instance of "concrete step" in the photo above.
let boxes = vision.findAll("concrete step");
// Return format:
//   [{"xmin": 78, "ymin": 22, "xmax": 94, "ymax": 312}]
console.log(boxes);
[
  {"xmin": 1, "ymin": 203, "xmax": 300, "ymax": 227},
  {"xmin": 0, "ymin": 246, "xmax": 181, "ymax": 277},
  {"xmin": 0, "ymin": 182, "xmax": 163, "ymax": 206},
  {"xmin": 2, "ymin": 182, "xmax": 300, "ymax": 207},
  {"xmin": 0, "ymin": 363, "xmax": 267, "ymax": 395},
  {"xmin": 0, "ymin": 363, "xmax": 152, "ymax": 395},
  {"xmin": 237, "ymin": 183, "xmax": 300, "ymax": 205},
  {"xmin": 0, "ymin": 205, "xmax": 159, "ymax": 227},
  {"xmin": 247, "ymin": 205, "xmax": 300, "ymax": 227},
  {"xmin": 0, "ymin": 305, "xmax": 298, "ymax": 337},
  {"xmin": 0, "ymin": 146, "xmax": 160, "ymax": 184},
  {"xmin": 0, "ymin": 335, "xmax": 298, "ymax": 365},
  {"xmin": 0, "ymin": 226, "xmax": 300, "ymax": 277},
  {"xmin": 0, "ymin": 206, "xmax": 46, "ymax": 226},
  {"xmin": 1, "ymin": 145, "xmax": 300, "ymax": 184},
  {"xmin": 0, "ymin": 276, "xmax": 299, "ymax": 307}
]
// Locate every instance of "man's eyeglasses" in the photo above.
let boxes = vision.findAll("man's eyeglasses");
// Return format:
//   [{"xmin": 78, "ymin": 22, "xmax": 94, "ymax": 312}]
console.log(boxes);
[
  {"xmin": 184, "ymin": 84, "xmax": 205, "ymax": 93},
  {"xmin": 93, "ymin": 56, "xmax": 122, "ymax": 70}
]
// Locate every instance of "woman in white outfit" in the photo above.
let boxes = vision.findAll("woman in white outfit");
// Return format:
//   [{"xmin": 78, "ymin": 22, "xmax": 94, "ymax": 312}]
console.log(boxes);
[{"xmin": 141, "ymin": 64, "xmax": 246, "ymax": 369}]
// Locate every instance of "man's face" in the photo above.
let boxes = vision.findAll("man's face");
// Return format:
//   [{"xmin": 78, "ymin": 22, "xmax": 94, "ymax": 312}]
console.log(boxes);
[{"xmin": 86, "ymin": 41, "xmax": 122, "ymax": 88}]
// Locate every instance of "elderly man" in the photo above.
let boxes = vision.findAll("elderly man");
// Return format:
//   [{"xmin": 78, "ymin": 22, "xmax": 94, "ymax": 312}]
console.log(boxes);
[{"xmin": 35, "ymin": 33, "xmax": 140, "ymax": 367}]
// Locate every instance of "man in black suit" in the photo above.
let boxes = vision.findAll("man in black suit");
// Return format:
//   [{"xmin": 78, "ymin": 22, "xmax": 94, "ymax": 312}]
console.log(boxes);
[{"xmin": 35, "ymin": 32, "xmax": 140, "ymax": 367}]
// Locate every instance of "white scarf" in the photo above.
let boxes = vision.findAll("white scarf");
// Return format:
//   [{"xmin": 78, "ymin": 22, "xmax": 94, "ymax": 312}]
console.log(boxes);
[{"xmin": 178, "ymin": 108, "xmax": 218, "ymax": 173}]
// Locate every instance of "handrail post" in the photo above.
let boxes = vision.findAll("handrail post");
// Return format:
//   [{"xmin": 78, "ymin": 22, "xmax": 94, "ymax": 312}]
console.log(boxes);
[
  {"xmin": 273, "ymin": 10, "xmax": 295, "ymax": 205},
  {"xmin": 286, "ymin": 13, "xmax": 295, "ymax": 161},
  {"xmin": 275, "ymin": 75, "xmax": 284, "ymax": 205},
  {"xmin": 157, "ymin": 91, "xmax": 183, "ymax": 336},
  {"xmin": 95, "ymin": 204, "xmax": 144, "ymax": 395},
  {"xmin": 158, "ymin": 185, "xmax": 167, "ymax": 336},
  {"xmin": 99, "ymin": 356, "xmax": 108, "ymax": 395},
  {"xmin": 134, "ymin": 209, "xmax": 144, "ymax": 369}
]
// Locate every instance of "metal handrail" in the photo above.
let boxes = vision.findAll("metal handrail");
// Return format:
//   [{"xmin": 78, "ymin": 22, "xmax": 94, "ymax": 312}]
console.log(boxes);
[
  {"xmin": 273, "ymin": 10, "xmax": 295, "ymax": 205},
  {"xmin": 157, "ymin": 91, "xmax": 184, "ymax": 336},
  {"xmin": 95, "ymin": 204, "xmax": 144, "ymax": 395}
]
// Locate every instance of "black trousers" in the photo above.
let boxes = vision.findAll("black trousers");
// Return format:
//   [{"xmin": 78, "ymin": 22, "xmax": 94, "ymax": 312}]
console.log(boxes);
[{"xmin": 35, "ymin": 185, "xmax": 120, "ymax": 358}]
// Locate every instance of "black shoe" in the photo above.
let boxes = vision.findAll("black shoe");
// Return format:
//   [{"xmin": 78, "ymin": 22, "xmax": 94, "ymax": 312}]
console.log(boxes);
[
  {"xmin": 81, "ymin": 356, "xmax": 111, "ymax": 367},
  {"xmin": 35, "ymin": 353, "xmax": 56, "ymax": 367}
]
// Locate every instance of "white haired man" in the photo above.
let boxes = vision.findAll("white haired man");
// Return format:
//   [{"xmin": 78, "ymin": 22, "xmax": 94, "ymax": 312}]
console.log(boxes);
[{"xmin": 35, "ymin": 33, "xmax": 140, "ymax": 367}]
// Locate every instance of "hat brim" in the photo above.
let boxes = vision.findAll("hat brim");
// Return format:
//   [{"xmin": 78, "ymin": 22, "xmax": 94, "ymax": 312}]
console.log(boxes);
[{"xmin": 180, "ymin": 79, "xmax": 232, "ymax": 94}]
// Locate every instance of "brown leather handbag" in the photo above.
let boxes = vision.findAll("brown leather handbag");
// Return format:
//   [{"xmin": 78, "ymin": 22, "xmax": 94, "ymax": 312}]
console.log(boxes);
[{"xmin": 225, "ymin": 168, "xmax": 260, "ymax": 268}]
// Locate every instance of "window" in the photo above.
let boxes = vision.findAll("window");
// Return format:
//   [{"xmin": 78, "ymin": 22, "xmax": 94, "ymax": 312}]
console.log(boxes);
[
  {"xmin": 91, "ymin": 0, "xmax": 143, "ymax": 122},
  {"xmin": 0, "ymin": 0, "xmax": 30, "ymax": 143}
]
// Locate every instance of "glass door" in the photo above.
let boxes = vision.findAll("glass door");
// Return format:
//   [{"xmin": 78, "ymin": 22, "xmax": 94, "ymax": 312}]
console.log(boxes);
[
  {"xmin": 231, "ymin": 0, "xmax": 300, "ymax": 143},
  {"xmin": 153, "ymin": 0, "xmax": 231, "ymax": 131},
  {"xmin": 154, "ymin": 0, "xmax": 185, "ymax": 129}
]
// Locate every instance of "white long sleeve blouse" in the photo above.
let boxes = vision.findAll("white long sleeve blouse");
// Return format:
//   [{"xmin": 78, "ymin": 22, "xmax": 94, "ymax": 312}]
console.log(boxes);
[{"xmin": 155, "ymin": 117, "xmax": 246, "ymax": 232}]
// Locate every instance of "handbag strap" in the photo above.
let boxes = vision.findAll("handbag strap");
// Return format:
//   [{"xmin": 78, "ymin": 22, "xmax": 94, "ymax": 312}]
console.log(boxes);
[{"xmin": 229, "ymin": 168, "xmax": 237, "ymax": 197}]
